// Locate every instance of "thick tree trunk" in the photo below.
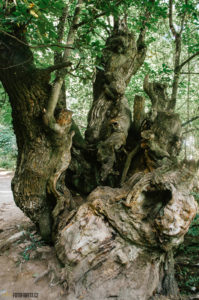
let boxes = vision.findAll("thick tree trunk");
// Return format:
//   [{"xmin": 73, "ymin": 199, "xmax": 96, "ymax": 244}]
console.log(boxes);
[
  {"xmin": 85, "ymin": 24, "xmax": 147, "ymax": 184},
  {"xmin": 54, "ymin": 29, "xmax": 198, "ymax": 300},
  {"xmin": 0, "ymin": 33, "xmax": 73, "ymax": 241},
  {"xmin": 0, "ymin": 26, "xmax": 198, "ymax": 300},
  {"xmin": 55, "ymin": 166, "xmax": 197, "ymax": 299}
]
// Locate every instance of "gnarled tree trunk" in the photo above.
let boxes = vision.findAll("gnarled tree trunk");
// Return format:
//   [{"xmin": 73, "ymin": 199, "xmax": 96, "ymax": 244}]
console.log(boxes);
[
  {"xmin": 54, "ymin": 72, "xmax": 198, "ymax": 300},
  {"xmin": 0, "ymin": 20, "xmax": 198, "ymax": 300},
  {"xmin": 55, "ymin": 166, "xmax": 197, "ymax": 299},
  {"xmin": 0, "ymin": 32, "xmax": 73, "ymax": 241},
  {"xmin": 85, "ymin": 22, "xmax": 146, "ymax": 183}
]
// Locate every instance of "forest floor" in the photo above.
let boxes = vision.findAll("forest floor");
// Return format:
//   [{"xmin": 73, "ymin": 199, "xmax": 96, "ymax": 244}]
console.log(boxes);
[
  {"xmin": 0, "ymin": 169, "xmax": 67, "ymax": 300},
  {"xmin": 175, "ymin": 224, "xmax": 199, "ymax": 298},
  {"xmin": 0, "ymin": 168, "xmax": 199, "ymax": 300}
]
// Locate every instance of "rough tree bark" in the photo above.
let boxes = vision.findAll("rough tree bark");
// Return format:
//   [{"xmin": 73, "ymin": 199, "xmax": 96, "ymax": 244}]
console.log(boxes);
[
  {"xmin": 85, "ymin": 19, "xmax": 147, "ymax": 183},
  {"xmin": 0, "ymin": 30, "xmax": 74, "ymax": 241},
  {"xmin": 56, "ymin": 23, "xmax": 197, "ymax": 300},
  {"xmin": 54, "ymin": 75, "xmax": 198, "ymax": 300},
  {"xmin": 0, "ymin": 11, "xmax": 198, "ymax": 300},
  {"xmin": 0, "ymin": 1, "xmax": 82, "ymax": 242}
]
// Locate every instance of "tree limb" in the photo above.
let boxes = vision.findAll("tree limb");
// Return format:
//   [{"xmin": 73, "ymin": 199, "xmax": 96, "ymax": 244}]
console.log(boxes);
[
  {"xmin": 179, "ymin": 0, "xmax": 187, "ymax": 34},
  {"xmin": 181, "ymin": 72, "xmax": 199, "ymax": 75},
  {"xmin": 74, "ymin": 0, "xmax": 124, "ymax": 29},
  {"xmin": 182, "ymin": 116, "xmax": 199, "ymax": 127},
  {"xmin": 168, "ymin": 25, "xmax": 181, "ymax": 109},
  {"xmin": 57, "ymin": 5, "xmax": 69, "ymax": 45},
  {"xmin": 74, "ymin": 12, "xmax": 106, "ymax": 29},
  {"xmin": 137, "ymin": 0, "xmax": 155, "ymax": 44},
  {"xmin": 54, "ymin": 4, "xmax": 70, "ymax": 109},
  {"xmin": 143, "ymin": 74, "xmax": 158, "ymax": 108},
  {"xmin": 45, "ymin": 0, "xmax": 83, "ymax": 121},
  {"xmin": 121, "ymin": 145, "xmax": 139, "ymax": 185},
  {"xmin": 45, "ymin": 61, "xmax": 72, "ymax": 73},
  {"xmin": 169, "ymin": 0, "xmax": 177, "ymax": 37},
  {"xmin": 54, "ymin": 4, "xmax": 69, "ymax": 68},
  {"xmin": 169, "ymin": 51, "xmax": 199, "ymax": 111},
  {"xmin": 182, "ymin": 127, "xmax": 199, "ymax": 134},
  {"xmin": 179, "ymin": 51, "xmax": 199, "ymax": 71},
  {"xmin": 0, "ymin": 57, "xmax": 32, "ymax": 70},
  {"xmin": 68, "ymin": 72, "xmax": 91, "ymax": 81},
  {"xmin": 168, "ymin": 0, "xmax": 191, "ymax": 111},
  {"xmin": 63, "ymin": 0, "xmax": 83, "ymax": 61},
  {"xmin": 0, "ymin": 30, "xmax": 74, "ymax": 49}
]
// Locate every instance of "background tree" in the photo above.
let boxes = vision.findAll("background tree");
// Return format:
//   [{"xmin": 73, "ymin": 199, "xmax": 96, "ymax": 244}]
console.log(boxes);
[{"xmin": 0, "ymin": 0, "xmax": 199, "ymax": 299}]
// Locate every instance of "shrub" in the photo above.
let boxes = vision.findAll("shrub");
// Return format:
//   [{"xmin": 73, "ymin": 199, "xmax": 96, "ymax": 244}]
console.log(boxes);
[{"xmin": 0, "ymin": 125, "xmax": 17, "ymax": 169}]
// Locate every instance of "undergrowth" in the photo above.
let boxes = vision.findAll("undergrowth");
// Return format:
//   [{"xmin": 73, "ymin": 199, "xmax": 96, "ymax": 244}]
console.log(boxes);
[
  {"xmin": 0, "ymin": 124, "xmax": 17, "ymax": 169},
  {"xmin": 19, "ymin": 231, "xmax": 46, "ymax": 261},
  {"xmin": 175, "ymin": 192, "xmax": 199, "ymax": 295}
]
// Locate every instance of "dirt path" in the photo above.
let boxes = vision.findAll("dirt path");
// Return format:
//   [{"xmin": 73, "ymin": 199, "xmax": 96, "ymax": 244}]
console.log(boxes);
[{"xmin": 0, "ymin": 169, "xmax": 66, "ymax": 300}]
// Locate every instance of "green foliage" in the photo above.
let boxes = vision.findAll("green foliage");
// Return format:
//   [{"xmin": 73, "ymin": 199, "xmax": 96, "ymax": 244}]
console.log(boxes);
[
  {"xmin": 188, "ymin": 214, "xmax": 199, "ymax": 237},
  {"xmin": 177, "ymin": 265, "xmax": 199, "ymax": 294},
  {"xmin": 186, "ymin": 193, "xmax": 199, "ymax": 237},
  {"xmin": 0, "ymin": 86, "xmax": 12, "ymax": 126},
  {"xmin": 0, "ymin": 84, "xmax": 17, "ymax": 169},
  {"xmin": 19, "ymin": 231, "xmax": 46, "ymax": 261},
  {"xmin": 0, "ymin": 126, "xmax": 16, "ymax": 155},
  {"xmin": 176, "ymin": 222, "xmax": 199, "ymax": 294},
  {"xmin": 0, "ymin": 90, "xmax": 17, "ymax": 169},
  {"xmin": 175, "ymin": 192, "xmax": 199, "ymax": 294},
  {"xmin": 192, "ymin": 192, "xmax": 199, "ymax": 203},
  {"xmin": 0, "ymin": 125, "xmax": 17, "ymax": 169}
]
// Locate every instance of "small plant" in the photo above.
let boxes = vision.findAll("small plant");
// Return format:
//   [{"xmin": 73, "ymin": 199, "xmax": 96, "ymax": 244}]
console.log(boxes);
[{"xmin": 19, "ymin": 231, "xmax": 46, "ymax": 261}]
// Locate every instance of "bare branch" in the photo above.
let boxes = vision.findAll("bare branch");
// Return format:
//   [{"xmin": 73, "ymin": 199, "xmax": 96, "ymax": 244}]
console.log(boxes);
[
  {"xmin": 143, "ymin": 74, "xmax": 150, "ymax": 94},
  {"xmin": 45, "ymin": 61, "xmax": 72, "ymax": 73},
  {"xmin": 168, "ymin": 1, "xmax": 190, "ymax": 110},
  {"xmin": 121, "ymin": 145, "xmax": 139, "ymax": 185},
  {"xmin": 0, "ymin": 30, "xmax": 74, "ymax": 49},
  {"xmin": 54, "ymin": 4, "xmax": 69, "ymax": 66},
  {"xmin": 179, "ymin": 0, "xmax": 188, "ymax": 34},
  {"xmin": 179, "ymin": 51, "xmax": 199, "ymax": 71},
  {"xmin": 137, "ymin": 0, "xmax": 155, "ymax": 44},
  {"xmin": 57, "ymin": 5, "xmax": 69, "ymax": 44},
  {"xmin": 0, "ymin": 57, "xmax": 32, "ymax": 70},
  {"xmin": 0, "ymin": 30, "xmax": 28, "ymax": 46},
  {"xmin": 32, "ymin": 44, "xmax": 74, "ymax": 49},
  {"xmin": 63, "ymin": 0, "xmax": 83, "ymax": 61},
  {"xmin": 73, "ymin": 0, "xmax": 124, "ymax": 29},
  {"xmin": 182, "ymin": 116, "xmax": 199, "ymax": 127},
  {"xmin": 182, "ymin": 128, "xmax": 199, "ymax": 134},
  {"xmin": 169, "ymin": 0, "xmax": 177, "ymax": 37},
  {"xmin": 181, "ymin": 72, "xmax": 199, "ymax": 75},
  {"xmin": 143, "ymin": 74, "xmax": 158, "ymax": 107},
  {"xmin": 168, "ymin": 17, "xmax": 183, "ymax": 109},
  {"xmin": 74, "ymin": 12, "xmax": 106, "ymax": 29},
  {"xmin": 53, "ymin": 4, "xmax": 70, "ymax": 108},
  {"xmin": 67, "ymin": 71, "xmax": 91, "ymax": 81},
  {"xmin": 45, "ymin": 0, "xmax": 83, "ymax": 121}
]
